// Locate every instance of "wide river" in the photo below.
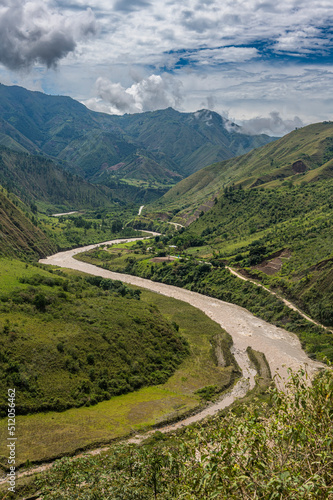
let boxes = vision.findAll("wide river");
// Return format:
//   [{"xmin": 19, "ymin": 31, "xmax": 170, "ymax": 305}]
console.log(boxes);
[{"xmin": 40, "ymin": 236, "xmax": 323, "ymax": 394}]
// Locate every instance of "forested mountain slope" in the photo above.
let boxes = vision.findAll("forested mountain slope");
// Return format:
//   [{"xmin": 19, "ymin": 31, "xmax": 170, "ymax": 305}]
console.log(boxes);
[
  {"xmin": 154, "ymin": 121, "xmax": 333, "ymax": 220},
  {"xmin": 108, "ymin": 107, "xmax": 275, "ymax": 176},
  {"xmin": 169, "ymin": 178, "xmax": 333, "ymax": 331},
  {"xmin": 0, "ymin": 146, "xmax": 117, "ymax": 212},
  {"xmin": 0, "ymin": 188, "xmax": 55, "ymax": 258}
]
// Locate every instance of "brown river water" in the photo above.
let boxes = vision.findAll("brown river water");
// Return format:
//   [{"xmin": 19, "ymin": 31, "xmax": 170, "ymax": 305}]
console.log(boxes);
[{"xmin": 39, "ymin": 235, "xmax": 323, "ymax": 387}]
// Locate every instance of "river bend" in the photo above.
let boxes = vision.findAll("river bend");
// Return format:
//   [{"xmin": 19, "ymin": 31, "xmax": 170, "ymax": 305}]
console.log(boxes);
[{"xmin": 40, "ymin": 237, "xmax": 323, "ymax": 389}]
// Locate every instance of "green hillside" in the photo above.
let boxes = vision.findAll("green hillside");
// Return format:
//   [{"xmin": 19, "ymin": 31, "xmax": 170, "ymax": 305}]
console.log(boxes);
[
  {"xmin": 163, "ymin": 178, "xmax": 333, "ymax": 331},
  {"xmin": 112, "ymin": 107, "xmax": 275, "ymax": 177},
  {"xmin": 0, "ymin": 146, "xmax": 116, "ymax": 212},
  {"xmin": 154, "ymin": 121, "xmax": 333, "ymax": 221},
  {"xmin": 0, "ymin": 84, "xmax": 177, "ymax": 197},
  {"xmin": 24, "ymin": 367, "xmax": 333, "ymax": 499},
  {"xmin": 0, "ymin": 260, "xmax": 190, "ymax": 416},
  {"xmin": 0, "ymin": 188, "xmax": 55, "ymax": 258},
  {"xmin": 92, "ymin": 150, "xmax": 182, "ymax": 192},
  {"xmin": 0, "ymin": 158, "xmax": 142, "ymax": 258}
]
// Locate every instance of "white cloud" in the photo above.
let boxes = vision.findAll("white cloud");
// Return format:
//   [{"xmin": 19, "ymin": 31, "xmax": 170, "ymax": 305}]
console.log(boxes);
[
  {"xmin": 191, "ymin": 47, "xmax": 259, "ymax": 65},
  {"xmin": 239, "ymin": 111, "xmax": 304, "ymax": 136},
  {"xmin": 176, "ymin": 62, "xmax": 333, "ymax": 133},
  {"xmin": 1, "ymin": 0, "xmax": 333, "ymax": 135},
  {"xmin": 274, "ymin": 26, "xmax": 329, "ymax": 55},
  {"xmin": 84, "ymin": 74, "xmax": 183, "ymax": 114}
]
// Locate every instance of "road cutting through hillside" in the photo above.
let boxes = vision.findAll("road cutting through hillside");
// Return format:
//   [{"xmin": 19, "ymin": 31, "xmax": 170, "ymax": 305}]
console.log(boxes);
[{"xmin": 227, "ymin": 266, "xmax": 333, "ymax": 332}]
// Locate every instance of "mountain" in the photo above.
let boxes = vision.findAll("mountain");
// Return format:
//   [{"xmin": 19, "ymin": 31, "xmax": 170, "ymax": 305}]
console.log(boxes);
[
  {"xmin": 169, "ymin": 176, "xmax": 333, "ymax": 331},
  {"xmin": 0, "ymin": 146, "xmax": 117, "ymax": 212},
  {"xmin": 107, "ymin": 107, "xmax": 276, "ymax": 177},
  {"xmin": 150, "ymin": 121, "xmax": 333, "ymax": 331},
  {"xmin": 153, "ymin": 121, "xmax": 333, "ymax": 222},
  {"xmin": 0, "ymin": 84, "xmax": 275, "ymax": 201}
]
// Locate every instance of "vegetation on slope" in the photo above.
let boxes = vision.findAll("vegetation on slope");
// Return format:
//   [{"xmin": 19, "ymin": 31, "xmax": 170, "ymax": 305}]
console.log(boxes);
[
  {"xmin": 111, "ymin": 107, "xmax": 275, "ymax": 177},
  {"xmin": 40, "ymin": 211, "xmax": 142, "ymax": 250},
  {"xmin": 0, "ymin": 84, "xmax": 275, "ymax": 200},
  {"xmin": 0, "ymin": 146, "xmax": 116, "ymax": 212},
  {"xmin": 153, "ymin": 121, "xmax": 333, "ymax": 220},
  {"xmin": 0, "ymin": 188, "xmax": 55, "ymax": 258},
  {"xmin": 0, "ymin": 179, "xmax": 143, "ymax": 258},
  {"xmin": 0, "ymin": 259, "xmax": 190, "ymax": 416},
  {"xmin": 174, "ymin": 179, "xmax": 333, "ymax": 328},
  {"xmin": 19, "ymin": 367, "xmax": 333, "ymax": 499},
  {"xmin": 0, "ymin": 268, "xmax": 238, "ymax": 466}
]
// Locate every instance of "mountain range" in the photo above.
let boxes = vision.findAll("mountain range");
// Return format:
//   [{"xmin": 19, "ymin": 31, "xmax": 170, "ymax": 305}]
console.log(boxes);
[
  {"xmin": 0, "ymin": 84, "xmax": 332, "ymax": 498},
  {"xmin": 0, "ymin": 83, "xmax": 275, "ymax": 202}
]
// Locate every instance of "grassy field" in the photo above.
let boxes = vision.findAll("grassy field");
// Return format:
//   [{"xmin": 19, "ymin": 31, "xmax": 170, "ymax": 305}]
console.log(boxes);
[
  {"xmin": 0, "ymin": 387, "xmax": 198, "ymax": 467},
  {"xmin": 21, "ymin": 367, "xmax": 332, "ymax": 500},
  {"xmin": 0, "ymin": 258, "xmax": 193, "ymax": 416}
]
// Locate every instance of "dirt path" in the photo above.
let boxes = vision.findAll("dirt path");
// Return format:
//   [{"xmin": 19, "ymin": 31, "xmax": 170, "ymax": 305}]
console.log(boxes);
[
  {"xmin": 51, "ymin": 210, "xmax": 79, "ymax": 217},
  {"xmin": 227, "ymin": 267, "xmax": 332, "ymax": 332},
  {"xmin": 167, "ymin": 221, "xmax": 184, "ymax": 229}
]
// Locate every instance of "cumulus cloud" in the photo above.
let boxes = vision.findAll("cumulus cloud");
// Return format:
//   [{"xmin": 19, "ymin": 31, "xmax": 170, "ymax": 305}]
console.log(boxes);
[
  {"xmin": 239, "ymin": 112, "xmax": 304, "ymax": 136},
  {"xmin": 85, "ymin": 74, "xmax": 183, "ymax": 114},
  {"xmin": 0, "ymin": 0, "xmax": 97, "ymax": 70}
]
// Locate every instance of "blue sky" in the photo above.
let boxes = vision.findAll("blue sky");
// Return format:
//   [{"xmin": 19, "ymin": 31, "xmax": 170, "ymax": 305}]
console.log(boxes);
[{"xmin": 0, "ymin": 0, "xmax": 333, "ymax": 135}]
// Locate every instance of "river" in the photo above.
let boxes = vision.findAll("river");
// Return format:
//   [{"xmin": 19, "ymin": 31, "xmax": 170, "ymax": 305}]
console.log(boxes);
[{"xmin": 40, "ymin": 236, "xmax": 323, "ymax": 391}]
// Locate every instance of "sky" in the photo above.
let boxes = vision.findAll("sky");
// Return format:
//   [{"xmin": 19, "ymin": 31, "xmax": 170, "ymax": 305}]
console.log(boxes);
[{"xmin": 0, "ymin": 0, "xmax": 333, "ymax": 136}]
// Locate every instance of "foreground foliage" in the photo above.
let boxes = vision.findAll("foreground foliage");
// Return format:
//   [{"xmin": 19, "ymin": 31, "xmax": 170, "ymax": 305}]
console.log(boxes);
[{"xmin": 31, "ymin": 368, "xmax": 333, "ymax": 499}]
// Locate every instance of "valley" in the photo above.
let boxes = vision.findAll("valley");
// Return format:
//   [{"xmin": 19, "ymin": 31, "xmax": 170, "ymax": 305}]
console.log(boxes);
[
  {"xmin": 0, "ymin": 84, "xmax": 275, "ymax": 202},
  {"xmin": 0, "ymin": 236, "xmax": 330, "ymax": 499},
  {"xmin": 0, "ymin": 84, "xmax": 332, "ymax": 498}
]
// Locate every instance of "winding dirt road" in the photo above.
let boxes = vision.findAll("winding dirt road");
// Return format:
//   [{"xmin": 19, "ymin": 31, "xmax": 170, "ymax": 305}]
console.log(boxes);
[{"xmin": 227, "ymin": 266, "xmax": 333, "ymax": 333}]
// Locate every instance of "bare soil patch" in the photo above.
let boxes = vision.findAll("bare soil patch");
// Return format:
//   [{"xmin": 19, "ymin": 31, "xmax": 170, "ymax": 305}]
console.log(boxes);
[
  {"xmin": 255, "ymin": 249, "xmax": 291, "ymax": 275},
  {"xmin": 150, "ymin": 256, "xmax": 177, "ymax": 262}
]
